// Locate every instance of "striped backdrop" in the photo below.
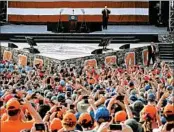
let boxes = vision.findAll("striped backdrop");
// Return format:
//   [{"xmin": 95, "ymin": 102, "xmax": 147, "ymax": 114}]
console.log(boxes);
[{"xmin": 7, "ymin": 0, "xmax": 149, "ymax": 23}]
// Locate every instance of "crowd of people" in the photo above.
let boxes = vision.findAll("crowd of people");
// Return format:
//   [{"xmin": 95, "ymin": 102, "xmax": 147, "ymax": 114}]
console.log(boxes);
[{"xmin": 0, "ymin": 58, "xmax": 174, "ymax": 132}]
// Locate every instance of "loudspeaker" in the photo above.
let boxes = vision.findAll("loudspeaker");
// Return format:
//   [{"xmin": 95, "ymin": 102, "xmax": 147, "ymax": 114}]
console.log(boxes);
[
  {"xmin": 91, "ymin": 49, "xmax": 103, "ymax": 54},
  {"xmin": 8, "ymin": 43, "xmax": 18, "ymax": 48},
  {"xmin": 25, "ymin": 37, "xmax": 37, "ymax": 46},
  {"xmin": 119, "ymin": 44, "xmax": 130, "ymax": 49}
]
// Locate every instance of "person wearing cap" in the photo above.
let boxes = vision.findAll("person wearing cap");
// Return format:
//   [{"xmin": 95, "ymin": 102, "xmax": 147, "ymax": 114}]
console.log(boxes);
[
  {"xmin": 114, "ymin": 110, "xmax": 127, "ymax": 123},
  {"xmin": 1, "ymin": 98, "xmax": 42, "ymax": 132},
  {"xmin": 93, "ymin": 107, "xmax": 111, "ymax": 131},
  {"xmin": 60, "ymin": 112, "xmax": 79, "ymax": 132},
  {"xmin": 130, "ymin": 101, "xmax": 144, "ymax": 122},
  {"xmin": 154, "ymin": 104, "xmax": 174, "ymax": 132},
  {"xmin": 78, "ymin": 113, "xmax": 95, "ymax": 132},
  {"xmin": 140, "ymin": 100, "xmax": 161, "ymax": 129},
  {"xmin": 124, "ymin": 119, "xmax": 143, "ymax": 132},
  {"xmin": 50, "ymin": 118, "xmax": 62, "ymax": 132}
]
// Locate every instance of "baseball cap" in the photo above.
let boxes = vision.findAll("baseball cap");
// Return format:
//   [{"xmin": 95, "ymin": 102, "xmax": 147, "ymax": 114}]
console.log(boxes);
[
  {"xmin": 94, "ymin": 107, "xmax": 110, "ymax": 122},
  {"xmin": 6, "ymin": 98, "xmax": 20, "ymax": 110},
  {"xmin": 46, "ymin": 92, "xmax": 53, "ymax": 99},
  {"xmin": 164, "ymin": 104, "xmax": 174, "ymax": 115},
  {"xmin": 166, "ymin": 85, "xmax": 173, "ymax": 91},
  {"xmin": 95, "ymin": 84, "xmax": 100, "ymax": 89},
  {"xmin": 141, "ymin": 105, "xmax": 157, "ymax": 119},
  {"xmin": 57, "ymin": 93, "xmax": 65, "ymax": 102},
  {"xmin": 132, "ymin": 101, "xmax": 144, "ymax": 113},
  {"xmin": 77, "ymin": 100, "xmax": 89, "ymax": 113},
  {"xmin": 130, "ymin": 89, "xmax": 137, "ymax": 95},
  {"xmin": 78, "ymin": 113, "xmax": 92, "ymax": 124},
  {"xmin": 66, "ymin": 85, "xmax": 72, "ymax": 91},
  {"xmin": 144, "ymin": 75, "xmax": 150, "ymax": 81},
  {"xmin": 129, "ymin": 95, "xmax": 138, "ymax": 102},
  {"xmin": 129, "ymin": 81, "xmax": 134, "ymax": 87},
  {"xmin": 147, "ymin": 93, "xmax": 155, "ymax": 101},
  {"xmin": 114, "ymin": 110, "xmax": 127, "ymax": 122},
  {"xmin": 63, "ymin": 112, "xmax": 77, "ymax": 123},
  {"xmin": 161, "ymin": 116, "xmax": 167, "ymax": 125},
  {"xmin": 44, "ymin": 90, "xmax": 50, "ymax": 96},
  {"xmin": 124, "ymin": 119, "xmax": 143, "ymax": 132},
  {"xmin": 145, "ymin": 85, "xmax": 151, "ymax": 91},
  {"xmin": 51, "ymin": 96, "xmax": 57, "ymax": 102},
  {"xmin": 147, "ymin": 89, "xmax": 154, "ymax": 95},
  {"xmin": 139, "ymin": 88, "xmax": 145, "ymax": 93},
  {"xmin": 60, "ymin": 80, "xmax": 65, "ymax": 86},
  {"xmin": 50, "ymin": 118, "xmax": 62, "ymax": 131}
]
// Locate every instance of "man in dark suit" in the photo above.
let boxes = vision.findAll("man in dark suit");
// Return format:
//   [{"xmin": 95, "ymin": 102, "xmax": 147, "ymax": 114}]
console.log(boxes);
[
  {"xmin": 102, "ymin": 6, "xmax": 111, "ymax": 30},
  {"xmin": 147, "ymin": 42, "xmax": 156, "ymax": 66}
]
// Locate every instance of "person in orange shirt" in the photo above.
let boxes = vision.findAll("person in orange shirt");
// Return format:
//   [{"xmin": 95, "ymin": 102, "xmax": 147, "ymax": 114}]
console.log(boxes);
[{"xmin": 1, "ymin": 98, "xmax": 42, "ymax": 132}]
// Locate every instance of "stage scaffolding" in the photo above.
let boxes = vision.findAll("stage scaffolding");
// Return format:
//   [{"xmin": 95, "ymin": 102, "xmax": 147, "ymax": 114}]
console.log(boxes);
[{"xmin": 169, "ymin": 1, "xmax": 174, "ymax": 33}]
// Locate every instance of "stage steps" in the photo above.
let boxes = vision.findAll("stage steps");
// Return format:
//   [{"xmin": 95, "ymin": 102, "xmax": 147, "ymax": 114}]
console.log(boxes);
[
  {"xmin": 1, "ymin": 32, "xmax": 159, "ymax": 43},
  {"xmin": 158, "ymin": 43, "xmax": 174, "ymax": 69},
  {"xmin": 9, "ymin": 35, "xmax": 140, "ymax": 43}
]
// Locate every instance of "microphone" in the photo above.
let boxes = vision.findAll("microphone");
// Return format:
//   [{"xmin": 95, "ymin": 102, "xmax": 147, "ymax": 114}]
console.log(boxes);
[
  {"xmin": 60, "ymin": 9, "xmax": 64, "ymax": 15},
  {"xmin": 81, "ymin": 9, "xmax": 85, "ymax": 14}
]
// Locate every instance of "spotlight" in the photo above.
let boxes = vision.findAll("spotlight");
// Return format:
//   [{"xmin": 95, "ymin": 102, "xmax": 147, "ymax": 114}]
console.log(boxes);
[
  {"xmin": 8, "ymin": 43, "xmax": 18, "ymax": 48},
  {"xmin": 119, "ymin": 44, "xmax": 130, "ymax": 50}
]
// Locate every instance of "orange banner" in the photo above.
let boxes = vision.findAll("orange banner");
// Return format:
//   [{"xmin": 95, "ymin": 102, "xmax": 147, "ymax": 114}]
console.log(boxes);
[
  {"xmin": 18, "ymin": 54, "xmax": 27, "ymax": 66},
  {"xmin": 125, "ymin": 52, "xmax": 135, "ymax": 68},
  {"xmin": 105, "ymin": 56, "xmax": 117, "ymax": 65},
  {"xmin": 3, "ymin": 50, "xmax": 12, "ymax": 61},
  {"xmin": 8, "ymin": 1, "xmax": 149, "ymax": 8},
  {"xmin": 33, "ymin": 58, "xmax": 43, "ymax": 66},
  {"xmin": 84, "ymin": 59, "xmax": 97, "ymax": 68},
  {"xmin": 142, "ymin": 49, "xmax": 148, "ymax": 66}
]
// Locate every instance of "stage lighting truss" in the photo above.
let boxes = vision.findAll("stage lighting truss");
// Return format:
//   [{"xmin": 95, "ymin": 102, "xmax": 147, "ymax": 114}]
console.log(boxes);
[{"xmin": 169, "ymin": 1, "xmax": 174, "ymax": 33}]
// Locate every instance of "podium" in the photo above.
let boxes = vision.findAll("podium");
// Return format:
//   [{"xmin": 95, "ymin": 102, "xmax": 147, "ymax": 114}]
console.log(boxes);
[{"xmin": 68, "ymin": 15, "xmax": 78, "ymax": 32}]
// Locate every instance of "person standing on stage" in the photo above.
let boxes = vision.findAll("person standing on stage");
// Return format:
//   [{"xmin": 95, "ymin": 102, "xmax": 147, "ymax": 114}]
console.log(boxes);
[
  {"xmin": 147, "ymin": 42, "xmax": 156, "ymax": 66},
  {"xmin": 102, "ymin": 6, "xmax": 111, "ymax": 30}
]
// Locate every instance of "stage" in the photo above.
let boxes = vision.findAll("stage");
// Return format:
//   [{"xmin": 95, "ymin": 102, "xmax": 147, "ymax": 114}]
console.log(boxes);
[
  {"xmin": 0, "ymin": 24, "xmax": 167, "ymax": 34},
  {"xmin": 0, "ymin": 24, "xmax": 168, "ymax": 43}
]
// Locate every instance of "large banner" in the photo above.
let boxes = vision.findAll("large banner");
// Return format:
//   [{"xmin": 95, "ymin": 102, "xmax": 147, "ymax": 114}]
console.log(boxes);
[
  {"xmin": 142, "ymin": 49, "xmax": 148, "ymax": 66},
  {"xmin": 3, "ymin": 50, "xmax": 12, "ymax": 61},
  {"xmin": 105, "ymin": 56, "xmax": 117, "ymax": 66},
  {"xmin": 84, "ymin": 59, "xmax": 97, "ymax": 68},
  {"xmin": 18, "ymin": 54, "xmax": 27, "ymax": 66},
  {"xmin": 124, "ymin": 52, "xmax": 135, "ymax": 68},
  {"xmin": 7, "ymin": 1, "xmax": 149, "ymax": 23}
]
